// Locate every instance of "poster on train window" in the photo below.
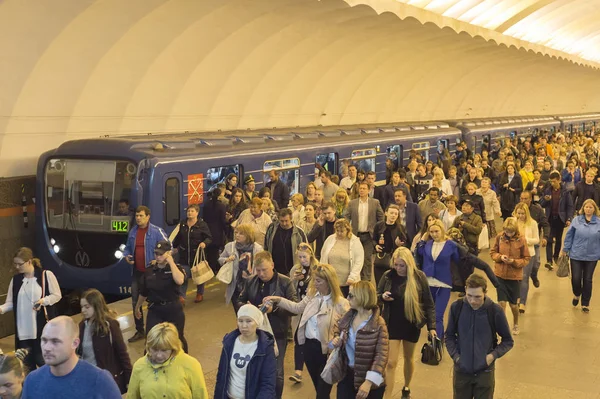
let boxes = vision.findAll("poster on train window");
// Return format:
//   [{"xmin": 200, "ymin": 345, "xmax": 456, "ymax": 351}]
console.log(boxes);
[{"xmin": 187, "ymin": 174, "xmax": 204, "ymax": 205}]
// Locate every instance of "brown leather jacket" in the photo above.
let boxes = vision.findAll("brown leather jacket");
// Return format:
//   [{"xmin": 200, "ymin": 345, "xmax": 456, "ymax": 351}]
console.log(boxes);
[
  {"xmin": 490, "ymin": 233, "xmax": 531, "ymax": 280},
  {"xmin": 334, "ymin": 308, "xmax": 389, "ymax": 389}
]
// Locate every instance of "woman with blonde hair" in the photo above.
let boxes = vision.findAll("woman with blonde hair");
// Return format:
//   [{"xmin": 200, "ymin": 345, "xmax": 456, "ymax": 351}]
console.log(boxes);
[
  {"xmin": 0, "ymin": 247, "xmax": 61, "ymax": 371},
  {"xmin": 128, "ymin": 322, "xmax": 208, "ymax": 399},
  {"xmin": 266, "ymin": 263, "xmax": 350, "ymax": 397},
  {"xmin": 0, "ymin": 353, "xmax": 27, "ymax": 399},
  {"xmin": 332, "ymin": 188, "xmax": 350, "ymax": 219},
  {"xmin": 562, "ymin": 199, "xmax": 600, "ymax": 313},
  {"xmin": 416, "ymin": 220, "xmax": 460, "ymax": 339},
  {"xmin": 320, "ymin": 218, "xmax": 364, "ymax": 297},
  {"xmin": 377, "ymin": 247, "xmax": 435, "ymax": 399},
  {"xmin": 512, "ymin": 203, "xmax": 539, "ymax": 314},
  {"xmin": 490, "ymin": 217, "xmax": 531, "ymax": 335},
  {"xmin": 520, "ymin": 160, "xmax": 535, "ymax": 190},
  {"xmin": 290, "ymin": 193, "xmax": 306, "ymax": 226},
  {"xmin": 79, "ymin": 289, "xmax": 132, "ymax": 393}
]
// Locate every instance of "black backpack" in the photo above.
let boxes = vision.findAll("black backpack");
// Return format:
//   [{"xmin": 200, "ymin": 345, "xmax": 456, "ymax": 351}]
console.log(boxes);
[{"xmin": 453, "ymin": 299, "xmax": 498, "ymax": 349}]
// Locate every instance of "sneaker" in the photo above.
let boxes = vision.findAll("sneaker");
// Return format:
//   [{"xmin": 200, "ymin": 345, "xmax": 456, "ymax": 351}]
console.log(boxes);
[
  {"xmin": 194, "ymin": 294, "xmax": 204, "ymax": 303},
  {"xmin": 519, "ymin": 304, "xmax": 526, "ymax": 314},
  {"xmin": 531, "ymin": 275, "xmax": 540, "ymax": 288},
  {"xmin": 573, "ymin": 297, "xmax": 580, "ymax": 307},
  {"xmin": 289, "ymin": 373, "xmax": 303, "ymax": 383},
  {"xmin": 545, "ymin": 263, "xmax": 554, "ymax": 271},
  {"xmin": 512, "ymin": 325, "xmax": 520, "ymax": 336},
  {"xmin": 128, "ymin": 331, "xmax": 145, "ymax": 343},
  {"xmin": 582, "ymin": 306, "xmax": 590, "ymax": 313},
  {"xmin": 401, "ymin": 387, "xmax": 412, "ymax": 398}
]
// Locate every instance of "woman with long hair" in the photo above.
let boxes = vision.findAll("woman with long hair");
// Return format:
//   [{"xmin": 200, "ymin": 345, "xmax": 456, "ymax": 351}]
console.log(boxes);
[
  {"xmin": 305, "ymin": 182, "xmax": 318, "ymax": 204},
  {"xmin": 224, "ymin": 173, "xmax": 238, "ymax": 199},
  {"xmin": 214, "ymin": 305, "xmax": 276, "ymax": 399},
  {"xmin": 0, "ymin": 248, "xmax": 61, "ymax": 370},
  {"xmin": 128, "ymin": 323, "xmax": 208, "ymax": 399},
  {"xmin": 0, "ymin": 354, "xmax": 27, "ymax": 399},
  {"xmin": 298, "ymin": 203, "xmax": 317, "ymax": 243},
  {"xmin": 416, "ymin": 220, "xmax": 460, "ymax": 339},
  {"xmin": 266, "ymin": 262, "xmax": 350, "ymax": 397},
  {"xmin": 331, "ymin": 281, "xmax": 389, "ymax": 399},
  {"xmin": 79, "ymin": 289, "xmax": 132, "ymax": 393},
  {"xmin": 227, "ymin": 188, "xmax": 248, "ymax": 224},
  {"xmin": 490, "ymin": 217, "xmax": 531, "ymax": 335},
  {"xmin": 513, "ymin": 203, "xmax": 539, "ymax": 314},
  {"xmin": 332, "ymin": 188, "xmax": 350, "ymax": 219},
  {"xmin": 410, "ymin": 213, "xmax": 439, "ymax": 251},
  {"xmin": 373, "ymin": 205, "xmax": 408, "ymax": 285},
  {"xmin": 562, "ymin": 199, "xmax": 600, "ymax": 313},
  {"xmin": 377, "ymin": 247, "xmax": 435, "ymax": 399},
  {"xmin": 320, "ymin": 218, "xmax": 364, "ymax": 297}
]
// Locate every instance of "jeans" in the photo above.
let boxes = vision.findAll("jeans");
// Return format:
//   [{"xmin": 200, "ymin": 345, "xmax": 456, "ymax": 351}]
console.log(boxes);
[
  {"xmin": 337, "ymin": 368, "xmax": 385, "ymax": 399},
  {"xmin": 358, "ymin": 232, "xmax": 374, "ymax": 281},
  {"xmin": 520, "ymin": 256, "xmax": 535, "ymax": 305},
  {"xmin": 293, "ymin": 329, "xmax": 305, "ymax": 371},
  {"xmin": 275, "ymin": 337, "xmax": 288, "ymax": 399},
  {"xmin": 530, "ymin": 245, "xmax": 541, "ymax": 281},
  {"xmin": 131, "ymin": 269, "xmax": 145, "ymax": 334},
  {"xmin": 304, "ymin": 338, "xmax": 333, "ymax": 398},
  {"xmin": 453, "ymin": 369, "xmax": 495, "ymax": 399},
  {"xmin": 430, "ymin": 287, "xmax": 451, "ymax": 339},
  {"xmin": 546, "ymin": 216, "xmax": 565, "ymax": 264},
  {"xmin": 570, "ymin": 259, "xmax": 598, "ymax": 306},
  {"xmin": 179, "ymin": 265, "xmax": 205, "ymax": 298}
]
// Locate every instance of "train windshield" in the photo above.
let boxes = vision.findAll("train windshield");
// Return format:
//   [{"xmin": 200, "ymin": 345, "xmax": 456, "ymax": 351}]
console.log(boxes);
[{"xmin": 45, "ymin": 159, "xmax": 136, "ymax": 233}]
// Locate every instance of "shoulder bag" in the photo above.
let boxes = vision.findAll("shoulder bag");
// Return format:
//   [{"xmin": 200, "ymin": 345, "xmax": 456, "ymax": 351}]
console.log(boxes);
[
  {"xmin": 320, "ymin": 331, "xmax": 347, "ymax": 384},
  {"xmin": 191, "ymin": 248, "xmax": 214, "ymax": 285},
  {"xmin": 217, "ymin": 260, "xmax": 234, "ymax": 284},
  {"xmin": 556, "ymin": 254, "xmax": 570, "ymax": 278},
  {"xmin": 421, "ymin": 332, "xmax": 443, "ymax": 366}
]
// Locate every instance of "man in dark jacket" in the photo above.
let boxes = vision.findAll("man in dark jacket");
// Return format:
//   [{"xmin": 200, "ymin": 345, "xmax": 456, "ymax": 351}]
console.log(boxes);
[
  {"xmin": 307, "ymin": 202, "xmax": 337, "ymax": 259},
  {"xmin": 264, "ymin": 208, "xmax": 307, "ymax": 275},
  {"xmin": 520, "ymin": 191, "xmax": 550, "ymax": 288},
  {"xmin": 446, "ymin": 274, "xmax": 514, "ymax": 399},
  {"xmin": 452, "ymin": 200, "xmax": 483, "ymax": 255},
  {"xmin": 393, "ymin": 189, "xmax": 422, "ymax": 245},
  {"xmin": 266, "ymin": 170, "xmax": 290, "ymax": 210},
  {"xmin": 237, "ymin": 252, "xmax": 297, "ymax": 399},
  {"xmin": 539, "ymin": 172, "xmax": 574, "ymax": 270}
]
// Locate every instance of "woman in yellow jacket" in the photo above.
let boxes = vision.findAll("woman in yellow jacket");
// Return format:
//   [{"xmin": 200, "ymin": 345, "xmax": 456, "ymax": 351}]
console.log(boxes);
[
  {"xmin": 127, "ymin": 322, "xmax": 208, "ymax": 399},
  {"xmin": 519, "ymin": 160, "xmax": 535, "ymax": 190}
]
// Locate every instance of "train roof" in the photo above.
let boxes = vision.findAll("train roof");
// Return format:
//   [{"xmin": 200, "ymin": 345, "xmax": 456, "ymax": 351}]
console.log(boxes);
[
  {"xmin": 554, "ymin": 113, "xmax": 600, "ymax": 124},
  {"xmin": 451, "ymin": 116, "xmax": 560, "ymax": 134},
  {"xmin": 44, "ymin": 122, "xmax": 461, "ymax": 161}
]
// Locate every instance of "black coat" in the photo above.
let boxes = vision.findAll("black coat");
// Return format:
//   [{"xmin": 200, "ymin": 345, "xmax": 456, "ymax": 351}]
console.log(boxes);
[
  {"xmin": 77, "ymin": 318, "xmax": 132, "ymax": 394},
  {"xmin": 498, "ymin": 173, "xmax": 522, "ymax": 213},
  {"xmin": 202, "ymin": 199, "xmax": 227, "ymax": 248},
  {"xmin": 172, "ymin": 219, "xmax": 213, "ymax": 266},
  {"xmin": 266, "ymin": 180, "xmax": 290, "ymax": 209}
]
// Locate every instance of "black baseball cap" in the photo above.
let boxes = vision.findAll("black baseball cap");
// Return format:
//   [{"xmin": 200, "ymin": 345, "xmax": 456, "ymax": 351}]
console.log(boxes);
[{"xmin": 154, "ymin": 240, "xmax": 172, "ymax": 254}]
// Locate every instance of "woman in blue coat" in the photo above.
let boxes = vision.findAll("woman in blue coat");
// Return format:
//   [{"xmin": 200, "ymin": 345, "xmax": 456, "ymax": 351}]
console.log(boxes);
[
  {"xmin": 417, "ymin": 220, "xmax": 460, "ymax": 338},
  {"xmin": 214, "ymin": 304, "xmax": 276, "ymax": 399},
  {"xmin": 561, "ymin": 199, "xmax": 600, "ymax": 313}
]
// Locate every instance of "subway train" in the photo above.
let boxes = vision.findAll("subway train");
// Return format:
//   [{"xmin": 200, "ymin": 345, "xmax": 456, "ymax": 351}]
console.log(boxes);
[{"xmin": 35, "ymin": 113, "xmax": 600, "ymax": 296}]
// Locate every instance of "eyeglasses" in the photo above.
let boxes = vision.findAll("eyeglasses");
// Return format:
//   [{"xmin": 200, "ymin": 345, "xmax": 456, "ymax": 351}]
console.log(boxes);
[
  {"xmin": 13, "ymin": 261, "xmax": 26, "ymax": 267},
  {"xmin": 347, "ymin": 293, "xmax": 355, "ymax": 299},
  {"xmin": 311, "ymin": 265, "xmax": 324, "ymax": 273}
]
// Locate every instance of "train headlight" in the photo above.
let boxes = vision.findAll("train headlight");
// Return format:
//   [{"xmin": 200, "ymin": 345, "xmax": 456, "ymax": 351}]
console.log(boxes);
[
  {"xmin": 50, "ymin": 238, "xmax": 56, "ymax": 246},
  {"xmin": 53, "ymin": 245, "xmax": 60, "ymax": 254},
  {"xmin": 119, "ymin": 244, "xmax": 126, "ymax": 251},
  {"xmin": 115, "ymin": 250, "xmax": 123, "ymax": 259}
]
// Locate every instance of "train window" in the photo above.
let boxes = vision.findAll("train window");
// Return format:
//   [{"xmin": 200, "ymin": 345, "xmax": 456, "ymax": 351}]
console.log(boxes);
[
  {"xmin": 386, "ymin": 145, "xmax": 403, "ymax": 169},
  {"xmin": 165, "ymin": 178, "xmax": 180, "ymax": 226},
  {"xmin": 482, "ymin": 135, "xmax": 491, "ymax": 152},
  {"xmin": 411, "ymin": 142, "xmax": 430, "ymax": 161},
  {"xmin": 44, "ymin": 159, "xmax": 134, "ymax": 233},
  {"xmin": 263, "ymin": 158, "xmax": 300, "ymax": 196},
  {"xmin": 351, "ymin": 148, "xmax": 376, "ymax": 172},
  {"xmin": 316, "ymin": 153, "xmax": 338, "ymax": 178},
  {"xmin": 205, "ymin": 164, "xmax": 241, "ymax": 191}
]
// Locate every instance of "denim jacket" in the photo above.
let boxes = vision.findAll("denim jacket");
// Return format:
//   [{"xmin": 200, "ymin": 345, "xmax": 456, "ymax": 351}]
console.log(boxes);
[{"xmin": 123, "ymin": 223, "xmax": 169, "ymax": 272}]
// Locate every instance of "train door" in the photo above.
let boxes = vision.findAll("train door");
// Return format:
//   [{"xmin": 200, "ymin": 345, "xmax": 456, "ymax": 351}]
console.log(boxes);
[
  {"xmin": 263, "ymin": 158, "xmax": 300, "ymax": 197},
  {"xmin": 411, "ymin": 142, "xmax": 430, "ymax": 162},
  {"xmin": 482, "ymin": 135, "xmax": 491, "ymax": 152},
  {"xmin": 386, "ymin": 145, "xmax": 403, "ymax": 169},
  {"xmin": 316, "ymin": 152, "xmax": 338, "ymax": 178},
  {"xmin": 163, "ymin": 172, "xmax": 182, "ymax": 234}
]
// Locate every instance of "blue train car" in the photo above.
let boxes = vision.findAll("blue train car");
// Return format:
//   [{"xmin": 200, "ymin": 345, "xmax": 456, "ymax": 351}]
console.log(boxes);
[
  {"xmin": 555, "ymin": 113, "xmax": 600, "ymax": 133},
  {"xmin": 35, "ymin": 122, "xmax": 461, "ymax": 296},
  {"xmin": 453, "ymin": 116, "xmax": 560, "ymax": 153}
]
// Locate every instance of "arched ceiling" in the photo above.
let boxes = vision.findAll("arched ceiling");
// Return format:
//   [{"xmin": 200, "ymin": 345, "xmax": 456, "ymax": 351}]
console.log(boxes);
[
  {"xmin": 358, "ymin": 0, "xmax": 600, "ymax": 64},
  {"xmin": 1, "ymin": 0, "xmax": 600, "ymax": 177}
]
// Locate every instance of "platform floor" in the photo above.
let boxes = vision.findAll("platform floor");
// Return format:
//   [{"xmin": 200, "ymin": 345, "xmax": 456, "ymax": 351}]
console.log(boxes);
[{"xmin": 2, "ymin": 247, "xmax": 600, "ymax": 398}]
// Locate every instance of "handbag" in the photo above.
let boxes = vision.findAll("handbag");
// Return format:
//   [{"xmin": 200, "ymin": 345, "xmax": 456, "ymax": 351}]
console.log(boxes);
[
  {"xmin": 420, "ymin": 333, "xmax": 443, "ymax": 366},
  {"xmin": 373, "ymin": 252, "xmax": 391, "ymax": 269},
  {"xmin": 478, "ymin": 224, "xmax": 490, "ymax": 250},
  {"xmin": 191, "ymin": 248, "xmax": 214, "ymax": 285},
  {"xmin": 556, "ymin": 254, "xmax": 570, "ymax": 278},
  {"xmin": 216, "ymin": 261, "xmax": 234, "ymax": 284},
  {"xmin": 320, "ymin": 331, "xmax": 347, "ymax": 384}
]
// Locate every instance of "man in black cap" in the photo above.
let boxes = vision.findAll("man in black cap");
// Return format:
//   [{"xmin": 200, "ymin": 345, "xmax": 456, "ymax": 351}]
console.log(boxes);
[
  {"xmin": 243, "ymin": 174, "xmax": 258, "ymax": 202},
  {"xmin": 452, "ymin": 200, "xmax": 483, "ymax": 256},
  {"xmin": 133, "ymin": 240, "xmax": 188, "ymax": 352}
]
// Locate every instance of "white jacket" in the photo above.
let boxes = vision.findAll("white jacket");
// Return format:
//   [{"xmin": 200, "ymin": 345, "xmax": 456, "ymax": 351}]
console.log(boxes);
[{"xmin": 320, "ymin": 234, "xmax": 364, "ymax": 284}]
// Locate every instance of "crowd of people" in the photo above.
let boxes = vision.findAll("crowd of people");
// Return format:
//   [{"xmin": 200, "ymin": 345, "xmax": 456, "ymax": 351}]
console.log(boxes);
[{"xmin": 2, "ymin": 129, "xmax": 600, "ymax": 398}]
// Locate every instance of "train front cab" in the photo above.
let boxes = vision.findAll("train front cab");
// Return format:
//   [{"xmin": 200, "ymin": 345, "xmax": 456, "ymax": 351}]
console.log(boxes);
[{"xmin": 36, "ymin": 154, "xmax": 142, "ymax": 296}]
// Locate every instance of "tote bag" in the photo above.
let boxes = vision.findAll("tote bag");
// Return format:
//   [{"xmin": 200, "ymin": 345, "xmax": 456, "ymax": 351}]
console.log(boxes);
[
  {"xmin": 191, "ymin": 248, "xmax": 214, "ymax": 285},
  {"xmin": 217, "ymin": 261, "xmax": 234, "ymax": 284},
  {"xmin": 556, "ymin": 254, "xmax": 570, "ymax": 278}
]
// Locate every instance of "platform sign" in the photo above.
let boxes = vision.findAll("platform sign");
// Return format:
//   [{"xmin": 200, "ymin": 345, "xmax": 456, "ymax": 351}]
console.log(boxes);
[
  {"xmin": 111, "ymin": 220, "xmax": 129, "ymax": 233},
  {"xmin": 187, "ymin": 173, "xmax": 204, "ymax": 205}
]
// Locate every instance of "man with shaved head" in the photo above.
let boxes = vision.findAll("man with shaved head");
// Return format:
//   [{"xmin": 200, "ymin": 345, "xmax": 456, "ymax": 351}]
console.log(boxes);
[{"xmin": 22, "ymin": 316, "xmax": 121, "ymax": 398}]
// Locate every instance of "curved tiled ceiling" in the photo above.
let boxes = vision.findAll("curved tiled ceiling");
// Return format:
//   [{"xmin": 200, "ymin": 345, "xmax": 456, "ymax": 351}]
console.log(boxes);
[
  {"xmin": 362, "ymin": 0, "xmax": 600, "ymax": 64},
  {"xmin": 1, "ymin": 0, "xmax": 600, "ymax": 176}
]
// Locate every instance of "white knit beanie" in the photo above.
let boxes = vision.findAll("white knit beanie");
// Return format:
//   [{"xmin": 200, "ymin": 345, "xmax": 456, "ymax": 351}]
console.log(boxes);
[{"xmin": 237, "ymin": 304, "xmax": 264, "ymax": 326}]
